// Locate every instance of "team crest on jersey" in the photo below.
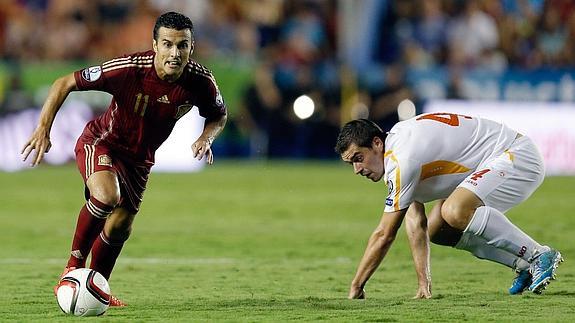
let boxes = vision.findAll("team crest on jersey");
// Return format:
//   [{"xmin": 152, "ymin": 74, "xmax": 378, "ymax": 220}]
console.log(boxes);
[
  {"xmin": 81, "ymin": 66, "xmax": 102, "ymax": 82},
  {"xmin": 385, "ymin": 179, "xmax": 394, "ymax": 206},
  {"xmin": 175, "ymin": 104, "xmax": 193, "ymax": 120},
  {"xmin": 97, "ymin": 154, "xmax": 112, "ymax": 167}
]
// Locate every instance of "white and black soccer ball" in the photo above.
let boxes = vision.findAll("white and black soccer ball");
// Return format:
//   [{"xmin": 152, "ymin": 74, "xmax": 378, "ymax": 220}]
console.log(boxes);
[{"xmin": 55, "ymin": 268, "xmax": 111, "ymax": 316}]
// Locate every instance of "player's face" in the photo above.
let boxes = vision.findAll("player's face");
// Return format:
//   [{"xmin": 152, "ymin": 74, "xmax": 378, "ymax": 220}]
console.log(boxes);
[
  {"xmin": 153, "ymin": 27, "xmax": 193, "ymax": 82},
  {"xmin": 341, "ymin": 137, "xmax": 385, "ymax": 182}
]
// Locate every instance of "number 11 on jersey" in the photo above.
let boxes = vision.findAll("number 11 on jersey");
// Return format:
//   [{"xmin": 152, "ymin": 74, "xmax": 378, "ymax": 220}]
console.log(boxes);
[{"xmin": 134, "ymin": 93, "xmax": 149, "ymax": 117}]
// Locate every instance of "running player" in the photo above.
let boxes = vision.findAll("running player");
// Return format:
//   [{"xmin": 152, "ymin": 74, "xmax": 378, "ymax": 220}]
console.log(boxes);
[
  {"xmin": 335, "ymin": 113, "xmax": 562, "ymax": 299},
  {"xmin": 21, "ymin": 12, "xmax": 227, "ymax": 306}
]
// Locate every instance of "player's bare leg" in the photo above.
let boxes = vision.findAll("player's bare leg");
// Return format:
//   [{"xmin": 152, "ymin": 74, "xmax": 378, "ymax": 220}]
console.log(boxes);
[
  {"xmin": 429, "ymin": 198, "xmax": 528, "ymax": 265},
  {"xmin": 439, "ymin": 189, "xmax": 483, "ymax": 230},
  {"xmin": 68, "ymin": 170, "xmax": 120, "ymax": 265},
  {"xmin": 86, "ymin": 170, "xmax": 121, "ymax": 207},
  {"xmin": 442, "ymin": 187, "xmax": 561, "ymax": 294},
  {"xmin": 427, "ymin": 200, "xmax": 461, "ymax": 246},
  {"xmin": 430, "ymin": 198, "xmax": 532, "ymax": 293},
  {"xmin": 442, "ymin": 188, "xmax": 547, "ymax": 261},
  {"xmin": 56, "ymin": 170, "xmax": 129, "ymax": 306},
  {"xmin": 56, "ymin": 171, "xmax": 120, "ymax": 295}
]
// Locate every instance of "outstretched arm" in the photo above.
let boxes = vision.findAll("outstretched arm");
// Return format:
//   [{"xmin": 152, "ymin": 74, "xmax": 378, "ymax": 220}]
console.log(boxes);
[
  {"xmin": 21, "ymin": 73, "xmax": 78, "ymax": 166},
  {"xmin": 349, "ymin": 209, "xmax": 407, "ymax": 299},
  {"xmin": 191, "ymin": 112, "xmax": 227, "ymax": 164},
  {"xmin": 405, "ymin": 201, "xmax": 432, "ymax": 299}
]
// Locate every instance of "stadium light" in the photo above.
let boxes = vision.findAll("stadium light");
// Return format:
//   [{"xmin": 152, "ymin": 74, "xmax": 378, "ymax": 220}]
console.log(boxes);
[
  {"xmin": 397, "ymin": 99, "xmax": 416, "ymax": 120},
  {"xmin": 293, "ymin": 95, "xmax": 315, "ymax": 120}
]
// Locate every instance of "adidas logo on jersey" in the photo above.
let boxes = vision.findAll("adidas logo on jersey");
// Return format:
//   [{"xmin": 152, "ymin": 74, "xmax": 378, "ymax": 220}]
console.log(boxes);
[{"xmin": 157, "ymin": 95, "xmax": 170, "ymax": 104}]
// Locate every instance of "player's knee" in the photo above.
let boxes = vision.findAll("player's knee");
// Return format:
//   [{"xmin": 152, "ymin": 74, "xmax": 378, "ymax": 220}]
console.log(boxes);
[
  {"xmin": 86, "ymin": 172, "xmax": 121, "ymax": 207},
  {"xmin": 374, "ymin": 229, "xmax": 396, "ymax": 245},
  {"xmin": 92, "ymin": 189, "xmax": 120, "ymax": 208},
  {"xmin": 441, "ymin": 201, "xmax": 475, "ymax": 230}
]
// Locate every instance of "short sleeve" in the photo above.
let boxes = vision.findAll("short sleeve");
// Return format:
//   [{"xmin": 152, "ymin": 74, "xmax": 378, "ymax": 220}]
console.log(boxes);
[
  {"xmin": 74, "ymin": 63, "xmax": 128, "ymax": 96},
  {"xmin": 384, "ymin": 153, "xmax": 420, "ymax": 212},
  {"xmin": 195, "ymin": 75, "xmax": 227, "ymax": 119},
  {"xmin": 74, "ymin": 65, "xmax": 106, "ymax": 91}
]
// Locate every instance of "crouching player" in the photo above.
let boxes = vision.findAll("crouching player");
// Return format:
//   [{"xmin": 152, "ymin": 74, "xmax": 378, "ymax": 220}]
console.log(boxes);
[{"xmin": 335, "ymin": 114, "xmax": 562, "ymax": 299}]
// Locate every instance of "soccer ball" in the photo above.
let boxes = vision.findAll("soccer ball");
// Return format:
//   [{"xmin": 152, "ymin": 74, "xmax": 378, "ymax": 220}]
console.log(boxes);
[{"xmin": 55, "ymin": 268, "xmax": 111, "ymax": 316}]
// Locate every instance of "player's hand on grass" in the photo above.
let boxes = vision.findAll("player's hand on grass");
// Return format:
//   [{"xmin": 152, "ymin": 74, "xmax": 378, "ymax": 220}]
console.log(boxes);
[
  {"xmin": 348, "ymin": 285, "xmax": 365, "ymax": 299},
  {"xmin": 192, "ymin": 137, "xmax": 214, "ymax": 164},
  {"xmin": 21, "ymin": 127, "xmax": 52, "ymax": 167},
  {"xmin": 412, "ymin": 286, "xmax": 432, "ymax": 299}
]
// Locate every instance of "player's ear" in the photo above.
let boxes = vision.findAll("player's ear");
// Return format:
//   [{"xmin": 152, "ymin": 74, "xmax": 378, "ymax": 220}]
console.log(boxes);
[
  {"xmin": 190, "ymin": 41, "xmax": 195, "ymax": 56},
  {"xmin": 152, "ymin": 39, "xmax": 158, "ymax": 53},
  {"xmin": 373, "ymin": 136, "xmax": 384, "ymax": 151}
]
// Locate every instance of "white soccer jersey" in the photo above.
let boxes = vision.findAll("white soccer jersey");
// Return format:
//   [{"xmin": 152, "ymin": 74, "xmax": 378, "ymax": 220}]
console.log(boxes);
[{"xmin": 383, "ymin": 112, "xmax": 518, "ymax": 212}]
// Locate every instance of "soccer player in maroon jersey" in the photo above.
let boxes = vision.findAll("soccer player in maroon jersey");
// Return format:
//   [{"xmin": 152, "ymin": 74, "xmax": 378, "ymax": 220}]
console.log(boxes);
[{"xmin": 21, "ymin": 12, "xmax": 227, "ymax": 307}]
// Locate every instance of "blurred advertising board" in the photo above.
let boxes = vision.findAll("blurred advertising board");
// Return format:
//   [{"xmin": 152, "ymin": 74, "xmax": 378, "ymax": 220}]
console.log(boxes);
[
  {"xmin": 424, "ymin": 100, "xmax": 575, "ymax": 176},
  {"xmin": 0, "ymin": 102, "xmax": 205, "ymax": 172},
  {"xmin": 0, "ymin": 100, "xmax": 91, "ymax": 172},
  {"xmin": 407, "ymin": 68, "xmax": 575, "ymax": 102},
  {"xmin": 153, "ymin": 108, "xmax": 205, "ymax": 172}
]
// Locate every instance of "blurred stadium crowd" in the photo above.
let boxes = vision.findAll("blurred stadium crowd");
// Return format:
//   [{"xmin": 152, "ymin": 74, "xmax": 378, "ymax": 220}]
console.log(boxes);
[{"xmin": 1, "ymin": 0, "xmax": 574, "ymax": 159}]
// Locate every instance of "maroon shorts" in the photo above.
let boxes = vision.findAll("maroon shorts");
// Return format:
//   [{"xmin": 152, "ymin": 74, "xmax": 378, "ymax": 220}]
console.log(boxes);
[{"xmin": 74, "ymin": 141, "xmax": 151, "ymax": 214}]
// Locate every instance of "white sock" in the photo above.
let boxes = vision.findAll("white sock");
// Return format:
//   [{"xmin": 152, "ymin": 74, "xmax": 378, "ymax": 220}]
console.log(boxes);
[
  {"xmin": 464, "ymin": 206, "xmax": 549, "ymax": 262},
  {"xmin": 455, "ymin": 231, "xmax": 531, "ymax": 270}
]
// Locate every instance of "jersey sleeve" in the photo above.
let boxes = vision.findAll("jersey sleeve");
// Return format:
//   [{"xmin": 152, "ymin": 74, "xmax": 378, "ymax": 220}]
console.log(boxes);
[
  {"xmin": 384, "ymin": 153, "xmax": 420, "ymax": 213},
  {"xmin": 74, "ymin": 61, "xmax": 128, "ymax": 95},
  {"xmin": 194, "ymin": 75, "xmax": 227, "ymax": 120}
]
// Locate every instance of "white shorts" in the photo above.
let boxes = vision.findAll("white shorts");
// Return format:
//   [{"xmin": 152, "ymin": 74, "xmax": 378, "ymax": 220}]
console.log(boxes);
[{"xmin": 457, "ymin": 136, "xmax": 545, "ymax": 213}]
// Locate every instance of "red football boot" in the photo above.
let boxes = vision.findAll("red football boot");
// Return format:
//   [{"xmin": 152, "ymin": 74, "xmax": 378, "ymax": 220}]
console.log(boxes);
[
  {"xmin": 54, "ymin": 266, "xmax": 77, "ymax": 295},
  {"xmin": 109, "ymin": 294, "xmax": 127, "ymax": 307}
]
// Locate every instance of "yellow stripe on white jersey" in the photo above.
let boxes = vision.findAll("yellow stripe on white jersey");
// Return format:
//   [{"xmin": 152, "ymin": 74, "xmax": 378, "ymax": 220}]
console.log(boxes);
[
  {"xmin": 384, "ymin": 150, "xmax": 401, "ymax": 211},
  {"xmin": 382, "ymin": 113, "xmax": 518, "ymax": 212},
  {"xmin": 420, "ymin": 160, "xmax": 470, "ymax": 181}
]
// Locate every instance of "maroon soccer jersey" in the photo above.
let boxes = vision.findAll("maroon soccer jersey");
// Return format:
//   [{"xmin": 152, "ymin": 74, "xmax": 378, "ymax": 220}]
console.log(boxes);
[{"xmin": 74, "ymin": 50, "xmax": 227, "ymax": 165}]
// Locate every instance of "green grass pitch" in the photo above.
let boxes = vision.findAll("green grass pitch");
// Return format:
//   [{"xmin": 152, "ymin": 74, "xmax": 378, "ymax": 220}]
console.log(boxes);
[{"xmin": 1, "ymin": 161, "xmax": 574, "ymax": 321}]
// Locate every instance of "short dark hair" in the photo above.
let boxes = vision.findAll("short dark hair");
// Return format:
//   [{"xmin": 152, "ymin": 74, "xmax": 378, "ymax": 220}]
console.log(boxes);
[
  {"xmin": 153, "ymin": 12, "xmax": 194, "ymax": 41},
  {"xmin": 335, "ymin": 119, "xmax": 386, "ymax": 154}
]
